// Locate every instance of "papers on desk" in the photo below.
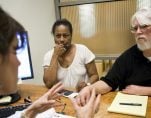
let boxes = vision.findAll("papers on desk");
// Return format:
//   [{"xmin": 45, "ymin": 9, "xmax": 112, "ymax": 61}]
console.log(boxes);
[
  {"xmin": 107, "ymin": 92, "xmax": 148, "ymax": 117},
  {"xmin": 10, "ymin": 108, "xmax": 75, "ymax": 118},
  {"xmin": 36, "ymin": 108, "xmax": 75, "ymax": 118}
]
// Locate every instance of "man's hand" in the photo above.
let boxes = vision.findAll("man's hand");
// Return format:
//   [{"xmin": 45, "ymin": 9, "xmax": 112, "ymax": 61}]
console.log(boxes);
[
  {"xmin": 76, "ymin": 85, "xmax": 92, "ymax": 106},
  {"xmin": 122, "ymin": 85, "xmax": 149, "ymax": 95}
]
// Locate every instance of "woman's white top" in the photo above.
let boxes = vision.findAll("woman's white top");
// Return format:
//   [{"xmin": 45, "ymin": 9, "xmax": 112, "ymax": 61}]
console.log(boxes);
[{"xmin": 43, "ymin": 44, "xmax": 95, "ymax": 89}]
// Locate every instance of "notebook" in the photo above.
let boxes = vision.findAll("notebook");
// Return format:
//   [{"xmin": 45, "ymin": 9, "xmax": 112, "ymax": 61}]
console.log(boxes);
[{"xmin": 107, "ymin": 92, "xmax": 148, "ymax": 117}]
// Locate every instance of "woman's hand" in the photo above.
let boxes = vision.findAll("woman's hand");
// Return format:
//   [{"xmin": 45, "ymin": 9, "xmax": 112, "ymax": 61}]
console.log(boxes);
[
  {"xmin": 70, "ymin": 88, "xmax": 101, "ymax": 118},
  {"xmin": 54, "ymin": 44, "xmax": 66, "ymax": 56},
  {"xmin": 24, "ymin": 82, "xmax": 63, "ymax": 118},
  {"xmin": 76, "ymin": 81, "xmax": 87, "ymax": 92}
]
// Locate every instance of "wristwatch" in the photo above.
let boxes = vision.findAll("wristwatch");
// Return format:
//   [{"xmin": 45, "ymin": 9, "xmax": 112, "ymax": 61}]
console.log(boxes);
[{"xmin": 86, "ymin": 83, "xmax": 91, "ymax": 86}]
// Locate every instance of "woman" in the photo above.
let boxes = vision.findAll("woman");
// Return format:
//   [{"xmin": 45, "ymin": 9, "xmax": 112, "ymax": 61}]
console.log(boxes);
[
  {"xmin": 0, "ymin": 8, "xmax": 25, "ymax": 98},
  {"xmin": 43, "ymin": 19, "xmax": 99, "ymax": 91},
  {"xmin": 0, "ymin": 6, "xmax": 64, "ymax": 117}
]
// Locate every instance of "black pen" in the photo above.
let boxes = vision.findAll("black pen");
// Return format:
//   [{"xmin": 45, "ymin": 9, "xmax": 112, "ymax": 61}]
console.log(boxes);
[{"xmin": 119, "ymin": 103, "xmax": 142, "ymax": 106}]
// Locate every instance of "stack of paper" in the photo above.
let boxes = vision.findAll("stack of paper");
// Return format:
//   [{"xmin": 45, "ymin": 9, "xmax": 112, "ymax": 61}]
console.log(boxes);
[
  {"xmin": 13, "ymin": 108, "xmax": 75, "ymax": 118},
  {"xmin": 107, "ymin": 92, "xmax": 148, "ymax": 117}
]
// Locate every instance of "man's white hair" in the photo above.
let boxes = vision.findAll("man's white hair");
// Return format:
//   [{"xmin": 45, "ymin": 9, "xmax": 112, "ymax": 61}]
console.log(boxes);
[{"xmin": 131, "ymin": 7, "xmax": 151, "ymax": 26}]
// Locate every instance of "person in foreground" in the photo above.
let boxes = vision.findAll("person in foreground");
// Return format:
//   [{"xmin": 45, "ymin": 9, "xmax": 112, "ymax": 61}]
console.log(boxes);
[
  {"xmin": 0, "ymin": 6, "xmax": 100, "ymax": 118},
  {"xmin": 77, "ymin": 7, "xmax": 151, "ymax": 105},
  {"xmin": 43, "ymin": 19, "xmax": 99, "ymax": 91},
  {"xmin": 0, "ymin": 6, "xmax": 63, "ymax": 118}
]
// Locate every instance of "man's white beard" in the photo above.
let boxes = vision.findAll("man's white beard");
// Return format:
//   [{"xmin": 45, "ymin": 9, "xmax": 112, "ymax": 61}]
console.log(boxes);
[
  {"xmin": 137, "ymin": 41, "xmax": 151, "ymax": 61},
  {"xmin": 137, "ymin": 41, "xmax": 151, "ymax": 51},
  {"xmin": 146, "ymin": 57, "xmax": 151, "ymax": 61}
]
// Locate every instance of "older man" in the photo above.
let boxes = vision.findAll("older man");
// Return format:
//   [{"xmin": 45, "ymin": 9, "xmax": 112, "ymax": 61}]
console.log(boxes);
[{"xmin": 77, "ymin": 7, "xmax": 151, "ymax": 105}]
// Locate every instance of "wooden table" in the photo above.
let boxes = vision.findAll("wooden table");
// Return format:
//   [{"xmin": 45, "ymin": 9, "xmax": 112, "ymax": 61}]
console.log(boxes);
[
  {"xmin": 95, "ymin": 92, "xmax": 151, "ymax": 118},
  {"xmin": 10, "ymin": 84, "xmax": 151, "ymax": 118},
  {"xmin": 17, "ymin": 84, "xmax": 76, "ymax": 116}
]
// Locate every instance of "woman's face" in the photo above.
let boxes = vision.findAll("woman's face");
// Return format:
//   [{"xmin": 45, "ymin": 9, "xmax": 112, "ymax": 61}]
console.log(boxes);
[
  {"xmin": 54, "ymin": 24, "xmax": 72, "ymax": 50},
  {"xmin": 0, "ymin": 37, "xmax": 20, "ymax": 94}
]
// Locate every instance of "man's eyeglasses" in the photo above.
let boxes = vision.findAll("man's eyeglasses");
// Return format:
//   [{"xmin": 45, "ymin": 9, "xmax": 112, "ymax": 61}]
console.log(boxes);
[{"xmin": 130, "ymin": 24, "xmax": 151, "ymax": 33}]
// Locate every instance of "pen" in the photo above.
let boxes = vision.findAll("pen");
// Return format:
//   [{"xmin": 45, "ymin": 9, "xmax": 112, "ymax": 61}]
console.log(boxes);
[{"xmin": 119, "ymin": 103, "xmax": 142, "ymax": 106}]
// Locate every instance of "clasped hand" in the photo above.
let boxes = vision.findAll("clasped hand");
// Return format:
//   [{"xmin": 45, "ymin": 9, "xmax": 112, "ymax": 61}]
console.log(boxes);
[{"xmin": 54, "ymin": 44, "xmax": 66, "ymax": 56}]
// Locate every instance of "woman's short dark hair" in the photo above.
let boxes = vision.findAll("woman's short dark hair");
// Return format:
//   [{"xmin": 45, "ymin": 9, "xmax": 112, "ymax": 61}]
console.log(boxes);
[
  {"xmin": 51, "ymin": 19, "xmax": 73, "ymax": 35},
  {"xmin": 0, "ymin": 6, "xmax": 25, "ymax": 55}
]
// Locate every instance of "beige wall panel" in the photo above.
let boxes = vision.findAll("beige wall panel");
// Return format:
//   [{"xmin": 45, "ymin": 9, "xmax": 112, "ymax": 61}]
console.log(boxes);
[{"xmin": 61, "ymin": 0, "xmax": 136, "ymax": 55}]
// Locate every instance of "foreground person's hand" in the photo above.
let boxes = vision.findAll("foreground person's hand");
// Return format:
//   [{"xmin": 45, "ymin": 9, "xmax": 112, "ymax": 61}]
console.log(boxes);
[
  {"xmin": 70, "ymin": 88, "xmax": 101, "ymax": 118},
  {"xmin": 24, "ymin": 82, "xmax": 63, "ymax": 118}
]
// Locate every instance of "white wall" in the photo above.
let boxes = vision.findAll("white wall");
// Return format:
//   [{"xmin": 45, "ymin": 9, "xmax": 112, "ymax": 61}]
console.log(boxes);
[
  {"xmin": 137, "ymin": 0, "xmax": 151, "ymax": 9},
  {"xmin": 0, "ymin": 0, "xmax": 56, "ymax": 85}
]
